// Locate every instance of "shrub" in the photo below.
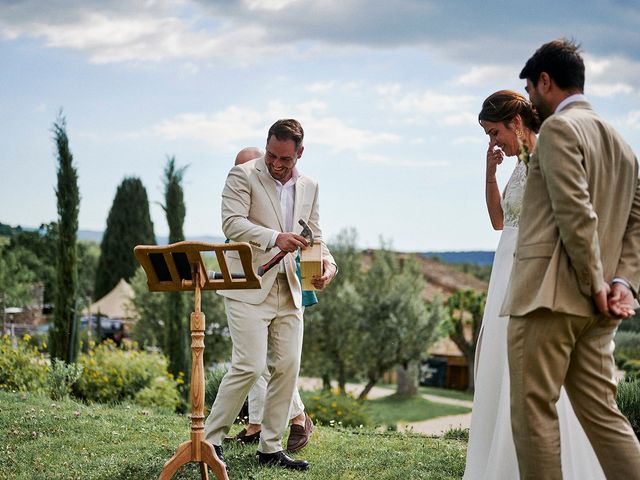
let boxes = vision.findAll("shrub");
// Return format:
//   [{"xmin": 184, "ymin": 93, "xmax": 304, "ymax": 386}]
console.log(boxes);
[
  {"xmin": 0, "ymin": 334, "xmax": 48, "ymax": 393},
  {"xmin": 617, "ymin": 379, "xmax": 640, "ymax": 438},
  {"xmin": 26, "ymin": 331, "xmax": 49, "ymax": 353},
  {"xmin": 134, "ymin": 376, "xmax": 182, "ymax": 411},
  {"xmin": 443, "ymin": 427, "xmax": 469, "ymax": 442},
  {"xmin": 205, "ymin": 364, "xmax": 228, "ymax": 406},
  {"xmin": 619, "ymin": 315, "xmax": 640, "ymax": 333},
  {"xmin": 48, "ymin": 358, "xmax": 83, "ymax": 400},
  {"xmin": 303, "ymin": 390, "xmax": 371, "ymax": 427},
  {"xmin": 614, "ymin": 331, "xmax": 640, "ymax": 368},
  {"xmin": 73, "ymin": 340, "xmax": 181, "ymax": 407},
  {"xmin": 623, "ymin": 359, "xmax": 640, "ymax": 382}
]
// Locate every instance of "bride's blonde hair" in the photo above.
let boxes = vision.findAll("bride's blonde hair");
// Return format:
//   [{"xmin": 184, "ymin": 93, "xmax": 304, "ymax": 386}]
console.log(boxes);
[{"xmin": 478, "ymin": 90, "xmax": 540, "ymax": 133}]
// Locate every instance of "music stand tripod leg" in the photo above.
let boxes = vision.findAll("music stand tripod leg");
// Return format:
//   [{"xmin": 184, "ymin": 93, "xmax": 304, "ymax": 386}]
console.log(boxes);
[{"xmin": 158, "ymin": 441, "xmax": 192, "ymax": 480}]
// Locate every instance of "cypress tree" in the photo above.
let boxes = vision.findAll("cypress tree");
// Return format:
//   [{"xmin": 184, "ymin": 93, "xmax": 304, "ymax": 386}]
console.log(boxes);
[
  {"xmin": 94, "ymin": 177, "xmax": 155, "ymax": 300},
  {"xmin": 161, "ymin": 157, "xmax": 190, "ymax": 380},
  {"xmin": 49, "ymin": 114, "xmax": 80, "ymax": 362}
]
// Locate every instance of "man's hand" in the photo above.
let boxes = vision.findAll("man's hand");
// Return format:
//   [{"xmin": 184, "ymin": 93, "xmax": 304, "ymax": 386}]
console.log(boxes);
[
  {"xmin": 609, "ymin": 282, "xmax": 636, "ymax": 318},
  {"xmin": 594, "ymin": 284, "xmax": 612, "ymax": 318},
  {"xmin": 310, "ymin": 259, "xmax": 337, "ymax": 291},
  {"xmin": 276, "ymin": 233, "xmax": 308, "ymax": 253}
]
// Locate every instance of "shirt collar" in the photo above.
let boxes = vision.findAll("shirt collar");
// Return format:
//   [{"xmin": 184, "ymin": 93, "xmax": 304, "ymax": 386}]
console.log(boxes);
[
  {"xmin": 274, "ymin": 167, "xmax": 300, "ymax": 189},
  {"xmin": 555, "ymin": 93, "xmax": 588, "ymax": 113}
]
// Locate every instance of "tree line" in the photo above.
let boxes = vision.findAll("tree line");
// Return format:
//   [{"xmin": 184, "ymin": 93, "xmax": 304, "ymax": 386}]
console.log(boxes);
[{"xmin": 1, "ymin": 113, "xmax": 489, "ymax": 396}]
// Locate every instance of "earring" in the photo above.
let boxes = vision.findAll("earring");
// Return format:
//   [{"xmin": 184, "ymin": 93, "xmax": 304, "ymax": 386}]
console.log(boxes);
[{"xmin": 515, "ymin": 128, "xmax": 524, "ymax": 139}]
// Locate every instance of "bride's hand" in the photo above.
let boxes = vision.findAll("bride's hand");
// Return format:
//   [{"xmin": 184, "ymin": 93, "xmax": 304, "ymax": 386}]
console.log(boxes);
[{"xmin": 486, "ymin": 140, "xmax": 504, "ymax": 178}]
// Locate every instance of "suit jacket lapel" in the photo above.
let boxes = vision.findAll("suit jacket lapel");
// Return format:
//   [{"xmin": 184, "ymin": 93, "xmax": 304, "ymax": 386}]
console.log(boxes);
[{"xmin": 255, "ymin": 157, "xmax": 285, "ymax": 231}]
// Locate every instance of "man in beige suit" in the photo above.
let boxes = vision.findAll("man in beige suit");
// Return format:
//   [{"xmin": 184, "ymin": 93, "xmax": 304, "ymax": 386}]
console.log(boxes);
[
  {"xmin": 502, "ymin": 39, "xmax": 640, "ymax": 479},
  {"xmin": 204, "ymin": 119, "xmax": 337, "ymax": 471}
]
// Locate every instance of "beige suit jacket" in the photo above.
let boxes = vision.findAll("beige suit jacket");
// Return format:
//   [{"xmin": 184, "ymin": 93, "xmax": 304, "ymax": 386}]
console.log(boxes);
[
  {"xmin": 502, "ymin": 101, "xmax": 640, "ymax": 318},
  {"xmin": 218, "ymin": 156, "xmax": 334, "ymax": 308}
]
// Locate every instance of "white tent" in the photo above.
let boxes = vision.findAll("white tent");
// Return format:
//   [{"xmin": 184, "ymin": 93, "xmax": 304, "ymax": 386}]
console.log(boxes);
[{"xmin": 84, "ymin": 278, "xmax": 134, "ymax": 319}]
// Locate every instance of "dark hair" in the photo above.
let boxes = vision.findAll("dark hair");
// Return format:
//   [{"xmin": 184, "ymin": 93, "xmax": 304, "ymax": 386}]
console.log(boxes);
[
  {"xmin": 267, "ymin": 119, "xmax": 304, "ymax": 151},
  {"xmin": 478, "ymin": 90, "xmax": 541, "ymax": 133},
  {"xmin": 519, "ymin": 38, "xmax": 585, "ymax": 91}
]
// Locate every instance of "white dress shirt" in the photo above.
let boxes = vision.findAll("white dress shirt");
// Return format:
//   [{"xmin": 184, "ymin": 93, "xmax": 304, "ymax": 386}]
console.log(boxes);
[{"xmin": 268, "ymin": 169, "xmax": 300, "ymax": 273}]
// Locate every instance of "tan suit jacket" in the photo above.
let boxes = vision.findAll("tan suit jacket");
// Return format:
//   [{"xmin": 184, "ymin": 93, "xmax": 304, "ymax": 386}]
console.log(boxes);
[
  {"xmin": 502, "ymin": 101, "xmax": 640, "ymax": 318},
  {"xmin": 219, "ymin": 156, "xmax": 334, "ymax": 308}
]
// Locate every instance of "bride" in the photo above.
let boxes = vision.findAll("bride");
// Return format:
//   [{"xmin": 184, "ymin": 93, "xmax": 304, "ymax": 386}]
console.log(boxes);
[{"xmin": 463, "ymin": 90, "xmax": 605, "ymax": 479}]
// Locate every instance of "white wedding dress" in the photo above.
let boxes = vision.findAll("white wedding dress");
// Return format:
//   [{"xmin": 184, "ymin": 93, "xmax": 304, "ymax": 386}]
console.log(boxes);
[{"xmin": 463, "ymin": 160, "xmax": 605, "ymax": 479}]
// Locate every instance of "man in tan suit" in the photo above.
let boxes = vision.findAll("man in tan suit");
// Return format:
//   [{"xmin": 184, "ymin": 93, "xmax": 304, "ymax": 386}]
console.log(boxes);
[
  {"xmin": 503, "ymin": 39, "xmax": 640, "ymax": 479},
  {"xmin": 226, "ymin": 146, "xmax": 315, "ymax": 453},
  {"xmin": 204, "ymin": 119, "xmax": 337, "ymax": 471}
]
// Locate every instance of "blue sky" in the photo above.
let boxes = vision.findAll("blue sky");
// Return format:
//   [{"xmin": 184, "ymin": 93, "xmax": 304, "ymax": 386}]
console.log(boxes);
[{"xmin": 1, "ymin": 0, "xmax": 639, "ymax": 251}]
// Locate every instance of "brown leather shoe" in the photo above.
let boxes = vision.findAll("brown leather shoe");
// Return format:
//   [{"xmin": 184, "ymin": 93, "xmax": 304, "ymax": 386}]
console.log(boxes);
[
  {"xmin": 224, "ymin": 427, "xmax": 261, "ymax": 445},
  {"xmin": 286, "ymin": 412, "xmax": 314, "ymax": 452}
]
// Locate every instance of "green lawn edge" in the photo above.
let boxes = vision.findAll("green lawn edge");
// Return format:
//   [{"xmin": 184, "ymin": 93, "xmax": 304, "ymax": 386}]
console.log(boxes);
[{"xmin": 0, "ymin": 391, "xmax": 466, "ymax": 479}]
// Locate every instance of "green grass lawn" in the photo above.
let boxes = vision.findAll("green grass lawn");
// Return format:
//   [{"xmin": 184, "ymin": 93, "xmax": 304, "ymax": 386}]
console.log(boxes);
[
  {"xmin": 0, "ymin": 391, "xmax": 466, "ymax": 479},
  {"xmin": 418, "ymin": 387, "xmax": 474, "ymax": 402},
  {"xmin": 367, "ymin": 394, "xmax": 471, "ymax": 426}
]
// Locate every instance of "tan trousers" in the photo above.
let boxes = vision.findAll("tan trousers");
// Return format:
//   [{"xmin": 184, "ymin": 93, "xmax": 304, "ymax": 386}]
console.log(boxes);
[
  {"xmin": 248, "ymin": 368, "xmax": 305, "ymax": 424},
  {"xmin": 508, "ymin": 310, "xmax": 640, "ymax": 480},
  {"xmin": 204, "ymin": 274, "xmax": 303, "ymax": 453}
]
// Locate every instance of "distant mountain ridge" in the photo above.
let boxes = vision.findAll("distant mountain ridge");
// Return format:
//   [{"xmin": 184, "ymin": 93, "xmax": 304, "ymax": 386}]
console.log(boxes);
[
  {"xmin": 0, "ymin": 223, "xmax": 226, "ymax": 245},
  {"xmin": 3, "ymin": 223, "xmax": 493, "ymax": 264},
  {"xmin": 420, "ymin": 251, "xmax": 495, "ymax": 266},
  {"xmin": 76, "ymin": 230, "xmax": 226, "ymax": 245}
]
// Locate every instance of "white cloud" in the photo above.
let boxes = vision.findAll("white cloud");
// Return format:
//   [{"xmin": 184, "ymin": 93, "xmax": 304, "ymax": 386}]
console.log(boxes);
[
  {"xmin": 305, "ymin": 81, "xmax": 336, "ymax": 93},
  {"xmin": 150, "ymin": 101, "xmax": 398, "ymax": 154},
  {"xmin": 152, "ymin": 106, "xmax": 265, "ymax": 147},
  {"xmin": 589, "ymin": 82, "xmax": 634, "ymax": 98},
  {"xmin": 376, "ymin": 84, "xmax": 475, "ymax": 117},
  {"xmin": 454, "ymin": 65, "xmax": 518, "ymax": 87},
  {"xmin": 0, "ymin": 4, "xmax": 290, "ymax": 66},
  {"xmin": 244, "ymin": 0, "xmax": 300, "ymax": 11},
  {"xmin": 585, "ymin": 54, "xmax": 640, "ymax": 93},
  {"xmin": 624, "ymin": 111, "xmax": 640, "ymax": 129},
  {"xmin": 355, "ymin": 153, "xmax": 449, "ymax": 168},
  {"xmin": 303, "ymin": 117, "xmax": 399, "ymax": 152},
  {"xmin": 453, "ymin": 136, "xmax": 483, "ymax": 146},
  {"xmin": 2, "ymin": 1, "xmax": 639, "ymax": 69},
  {"xmin": 443, "ymin": 112, "xmax": 476, "ymax": 126}
]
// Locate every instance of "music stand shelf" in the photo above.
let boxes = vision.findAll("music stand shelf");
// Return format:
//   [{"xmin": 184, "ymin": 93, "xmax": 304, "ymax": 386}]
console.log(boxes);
[{"xmin": 134, "ymin": 241, "xmax": 261, "ymax": 480}]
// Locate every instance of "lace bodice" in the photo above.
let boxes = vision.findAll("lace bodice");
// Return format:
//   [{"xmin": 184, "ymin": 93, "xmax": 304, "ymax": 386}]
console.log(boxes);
[{"xmin": 501, "ymin": 161, "xmax": 527, "ymax": 228}]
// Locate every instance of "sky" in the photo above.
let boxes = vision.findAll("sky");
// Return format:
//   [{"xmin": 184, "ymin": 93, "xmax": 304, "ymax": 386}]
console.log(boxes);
[{"xmin": 1, "ymin": 0, "xmax": 639, "ymax": 252}]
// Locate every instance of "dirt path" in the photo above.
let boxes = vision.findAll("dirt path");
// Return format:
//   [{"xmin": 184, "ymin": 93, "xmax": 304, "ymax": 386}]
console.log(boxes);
[
  {"xmin": 297, "ymin": 377, "xmax": 392, "ymax": 399},
  {"xmin": 297, "ymin": 377, "xmax": 473, "ymax": 435}
]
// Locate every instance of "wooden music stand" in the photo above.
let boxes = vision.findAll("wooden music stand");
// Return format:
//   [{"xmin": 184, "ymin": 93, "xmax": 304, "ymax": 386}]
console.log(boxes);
[{"xmin": 134, "ymin": 241, "xmax": 261, "ymax": 480}]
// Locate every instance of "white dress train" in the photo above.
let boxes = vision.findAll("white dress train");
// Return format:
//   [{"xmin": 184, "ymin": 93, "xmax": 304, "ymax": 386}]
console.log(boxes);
[{"xmin": 463, "ymin": 161, "xmax": 605, "ymax": 479}]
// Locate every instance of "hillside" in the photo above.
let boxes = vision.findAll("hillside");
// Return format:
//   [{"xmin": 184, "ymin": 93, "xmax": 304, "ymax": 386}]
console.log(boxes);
[
  {"xmin": 362, "ymin": 250, "xmax": 488, "ymax": 302},
  {"xmin": 416, "ymin": 255, "xmax": 488, "ymax": 301}
]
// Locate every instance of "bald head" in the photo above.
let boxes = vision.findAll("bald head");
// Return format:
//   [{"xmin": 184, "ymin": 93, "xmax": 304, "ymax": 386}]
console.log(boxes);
[{"xmin": 235, "ymin": 147, "xmax": 264, "ymax": 166}]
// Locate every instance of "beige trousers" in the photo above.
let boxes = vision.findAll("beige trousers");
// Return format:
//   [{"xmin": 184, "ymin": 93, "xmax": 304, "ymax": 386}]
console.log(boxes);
[
  {"xmin": 248, "ymin": 368, "xmax": 305, "ymax": 424},
  {"xmin": 204, "ymin": 274, "xmax": 303, "ymax": 453},
  {"xmin": 508, "ymin": 310, "xmax": 640, "ymax": 480}
]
